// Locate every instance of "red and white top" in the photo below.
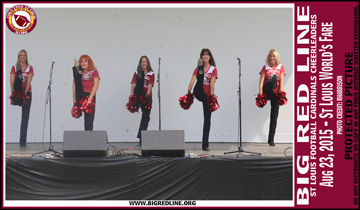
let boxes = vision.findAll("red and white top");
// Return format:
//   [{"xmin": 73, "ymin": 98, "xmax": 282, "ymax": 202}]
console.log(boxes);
[
  {"xmin": 192, "ymin": 65, "xmax": 218, "ymax": 96},
  {"xmin": 131, "ymin": 71, "xmax": 155, "ymax": 96},
  {"xmin": 10, "ymin": 65, "xmax": 34, "ymax": 92},
  {"xmin": 82, "ymin": 69, "xmax": 100, "ymax": 93},
  {"xmin": 259, "ymin": 64, "xmax": 285, "ymax": 92}
]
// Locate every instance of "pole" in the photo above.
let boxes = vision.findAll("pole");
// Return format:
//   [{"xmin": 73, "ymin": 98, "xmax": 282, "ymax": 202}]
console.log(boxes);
[
  {"xmin": 33, "ymin": 61, "xmax": 61, "ymax": 156},
  {"xmin": 158, "ymin": 56, "xmax": 161, "ymax": 130},
  {"xmin": 224, "ymin": 57, "xmax": 261, "ymax": 156},
  {"xmin": 238, "ymin": 57, "xmax": 243, "ymax": 152},
  {"xmin": 49, "ymin": 79, "xmax": 53, "ymax": 151}
]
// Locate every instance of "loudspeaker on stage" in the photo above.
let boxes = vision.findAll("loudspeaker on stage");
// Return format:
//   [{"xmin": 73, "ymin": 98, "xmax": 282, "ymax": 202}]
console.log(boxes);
[
  {"xmin": 62, "ymin": 130, "xmax": 108, "ymax": 157},
  {"xmin": 141, "ymin": 130, "xmax": 185, "ymax": 157}
]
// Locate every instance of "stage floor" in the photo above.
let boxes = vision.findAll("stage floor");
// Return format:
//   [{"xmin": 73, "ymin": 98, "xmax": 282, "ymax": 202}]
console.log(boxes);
[
  {"xmin": 6, "ymin": 142, "xmax": 293, "ymax": 200},
  {"xmin": 5, "ymin": 142, "xmax": 293, "ymax": 158}
]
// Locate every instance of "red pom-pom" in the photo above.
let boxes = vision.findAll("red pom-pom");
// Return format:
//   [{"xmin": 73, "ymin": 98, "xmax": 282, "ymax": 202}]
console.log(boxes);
[
  {"xmin": 9, "ymin": 91, "xmax": 28, "ymax": 107},
  {"xmin": 256, "ymin": 93, "xmax": 268, "ymax": 108},
  {"xmin": 179, "ymin": 93, "xmax": 194, "ymax": 110},
  {"xmin": 78, "ymin": 96, "xmax": 95, "ymax": 114},
  {"xmin": 207, "ymin": 95, "xmax": 220, "ymax": 112},
  {"xmin": 126, "ymin": 95, "xmax": 139, "ymax": 113},
  {"xmin": 85, "ymin": 98, "xmax": 95, "ymax": 114},
  {"xmin": 72, "ymin": 96, "xmax": 96, "ymax": 118},
  {"xmin": 276, "ymin": 91, "xmax": 288, "ymax": 106},
  {"xmin": 140, "ymin": 95, "xmax": 152, "ymax": 110},
  {"xmin": 71, "ymin": 102, "xmax": 82, "ymax": 118},
  {"xmin": 78, "ymin": 97, "xmax": 86, "ymax": 112}
]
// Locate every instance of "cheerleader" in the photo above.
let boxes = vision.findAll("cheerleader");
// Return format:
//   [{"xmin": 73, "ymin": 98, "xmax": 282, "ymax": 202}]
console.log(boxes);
[
  {"xmin": 258, "ymin": 49, "xmax": 286, "ymax": 146},
  {"xmin": 187, "ymin": 48, "xmax": 218, "ymax": 151},
  {"xmin": 72, "ymin": 54, "xmax": 100, "ymax": 131},
  {"xmin": 10, "ymin": 49, "xmax": 34, "ymax": 147},
  {"xmin": 129, "ymin": 56, "xmax": 154, "ymax": 145}
]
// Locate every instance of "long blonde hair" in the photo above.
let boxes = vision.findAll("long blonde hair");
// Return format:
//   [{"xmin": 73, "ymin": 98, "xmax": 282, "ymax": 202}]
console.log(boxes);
[
  {"xmin": 16, "ymin": 49, "xmax": 28, "ymax": 66},
  {"xmin": 265, "ymin": 49, "xmax": 281, "ymax": 66}
]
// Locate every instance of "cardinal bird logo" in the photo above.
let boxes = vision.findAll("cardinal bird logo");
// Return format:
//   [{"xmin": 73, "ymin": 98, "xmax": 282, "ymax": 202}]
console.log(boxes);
[
  {"xmin": 14, "ymin": 15, "xmax": 30, "ymax": 27},
  {"xmin": 6, "ymin": 5, "xmax": 37, "ymax": 35}
]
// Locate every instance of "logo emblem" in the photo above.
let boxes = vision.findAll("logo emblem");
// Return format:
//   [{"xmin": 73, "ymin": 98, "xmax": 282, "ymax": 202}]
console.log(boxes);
[{"xmin": 6, "ymin": 5, "xmax": 37, "ymax": 35}]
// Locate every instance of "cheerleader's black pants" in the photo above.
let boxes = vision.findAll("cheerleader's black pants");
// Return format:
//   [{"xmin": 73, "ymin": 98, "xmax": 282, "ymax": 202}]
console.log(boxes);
[
  {"xmin": 137, "ymin": 96, "xmax": 152, "ymax": 142},
  {"xmin": 84, "ymin": 92, "xmax": 95, "ymax": 131},
  {"xmin": 202, "ymin": 93, "xmax": 212, "ymax": 149},
  {"xmin": 268, "ymin": 91, "xmax": 280, "ymax": 143},
  {"xmin": 263, "ymin": 77, "xmax": 280, "ymax": 143},
  {"xmin": 20, "ymin": 92, "xmax": 31, "ymax": 146}
]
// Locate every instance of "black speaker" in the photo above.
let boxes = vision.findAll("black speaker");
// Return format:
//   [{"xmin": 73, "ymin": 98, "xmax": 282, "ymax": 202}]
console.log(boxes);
[
  {"xmin": 141, "ymin": 130, "xmax": 185, "ymax": 157},
  {"xmin": 62, "ymin": 130, "xmax": 108, "ymax": 157}
]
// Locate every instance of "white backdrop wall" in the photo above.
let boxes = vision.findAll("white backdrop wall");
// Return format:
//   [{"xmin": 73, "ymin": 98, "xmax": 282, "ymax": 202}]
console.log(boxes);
[{"xmin": 3, "ymin": 4, "xmax": 294, "ymax": 143}]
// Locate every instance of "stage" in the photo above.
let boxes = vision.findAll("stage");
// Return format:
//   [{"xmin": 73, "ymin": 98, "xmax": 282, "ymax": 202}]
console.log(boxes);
[
  {"xmin": 5, "ymin": 142, "xmax": 293, "ymax": 200},
  {"xmin": 6, "ymin": 142, "xmax": 293, "ymax": 158}
]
